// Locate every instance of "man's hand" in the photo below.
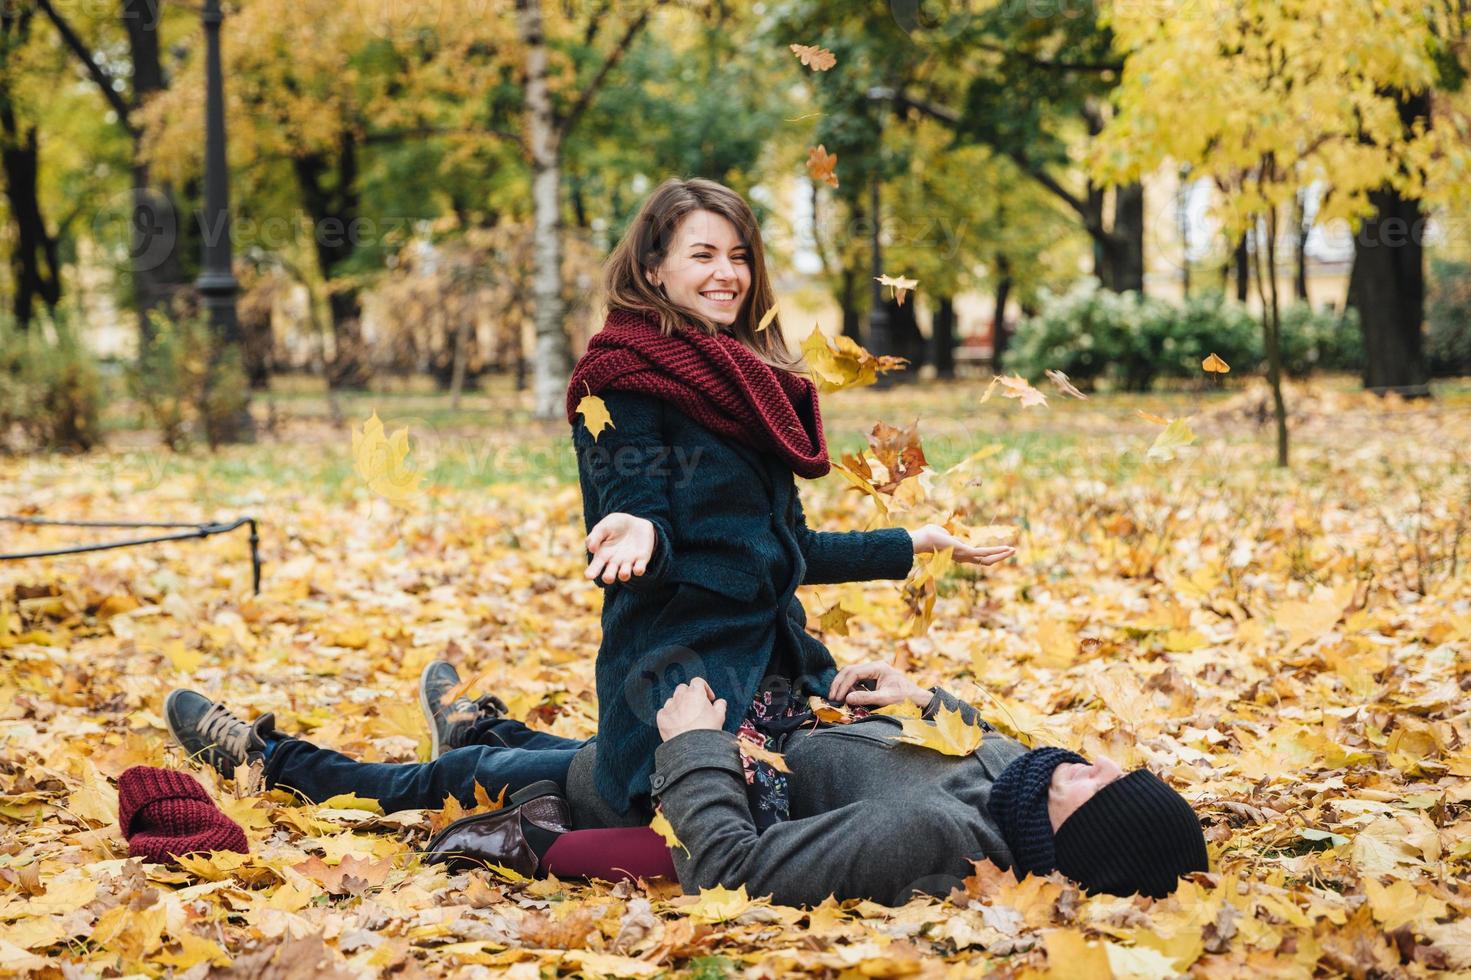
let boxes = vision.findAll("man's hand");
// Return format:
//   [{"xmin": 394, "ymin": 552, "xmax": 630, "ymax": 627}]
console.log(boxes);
[
  {"xmin": 828, "ymin": 662, "xmax": 934, "ymax": 711},
  {"xmin": 657, "ymin": 678, "xmax": 727, "ymax": 741},
  {"xmin": 909, "ymin": 524, "xmax": 1015, "ymax": 566},
  {"xmin": 585, "ymin": 512, "xmax": 657, "ymax": 584}
]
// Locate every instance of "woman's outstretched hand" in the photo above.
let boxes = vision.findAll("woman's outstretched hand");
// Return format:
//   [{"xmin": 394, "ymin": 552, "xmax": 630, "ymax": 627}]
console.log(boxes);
[
  {"xmin": 657, "ymin": 678, "xmax": 727, "ymax": 741},
  {"xmin": 585, "ymin": 512, "xmax": 657, "ymax": 584},
  {"xmin": 828, "ymin": 661, "xmax": 934, "ymax": 711},
  {"xmin": 909, "ymin": 524, "xmax": 1015, "ymax": 566}
]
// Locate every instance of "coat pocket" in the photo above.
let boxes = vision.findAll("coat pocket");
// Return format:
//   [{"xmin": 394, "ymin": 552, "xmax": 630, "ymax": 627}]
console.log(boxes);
[{"xmin": 668, "ymin": 559, "xmax": 761, "ymax": 603}]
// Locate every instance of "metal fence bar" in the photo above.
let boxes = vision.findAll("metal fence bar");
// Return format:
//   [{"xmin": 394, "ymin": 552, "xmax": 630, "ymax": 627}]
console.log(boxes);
[{"xmin": 0, "ymin": 516, "xmax": 261, "ymax": 594}]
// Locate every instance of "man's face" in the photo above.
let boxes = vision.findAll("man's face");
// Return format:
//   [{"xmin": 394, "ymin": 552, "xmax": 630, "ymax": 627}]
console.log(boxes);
[
  {"xmin": 647, "ymin": 210, "xmax": 752, "ymax": 328},
  {"xmin": 1047, "ymin": 757, "xmax": 1125, "ymax": 832}
]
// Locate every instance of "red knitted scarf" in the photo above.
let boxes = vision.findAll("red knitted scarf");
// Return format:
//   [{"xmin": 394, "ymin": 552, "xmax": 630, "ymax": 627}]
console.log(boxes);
[{"xmin": 566, "ymin": 307, "xmax": 830, "ymax": 479}]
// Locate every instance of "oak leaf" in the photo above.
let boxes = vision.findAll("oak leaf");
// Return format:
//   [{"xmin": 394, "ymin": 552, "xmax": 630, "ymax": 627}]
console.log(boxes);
[
  {"xmin": 789, "ymin": 43, "xmax": 836, "ymax": 70},
  {"xmin": 807, "ymin": 144, "xmax": 839, "ymax": 187}
]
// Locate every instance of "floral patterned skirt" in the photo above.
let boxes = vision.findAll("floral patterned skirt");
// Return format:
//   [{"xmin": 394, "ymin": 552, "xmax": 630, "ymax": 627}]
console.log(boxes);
[{"xmin": 735, "ymin": 675, "xmax": 870, "ymax": 832}]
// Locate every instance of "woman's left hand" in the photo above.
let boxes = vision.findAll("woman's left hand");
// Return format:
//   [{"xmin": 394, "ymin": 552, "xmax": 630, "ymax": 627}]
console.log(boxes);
[{"xmin": 909, "ymin": 524, "xmax": 1015, "ymax": 566}]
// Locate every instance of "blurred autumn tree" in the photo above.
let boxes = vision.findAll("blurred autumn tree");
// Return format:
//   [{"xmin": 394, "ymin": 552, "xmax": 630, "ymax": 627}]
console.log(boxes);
[{"xmin": 1093, "ymin": 0, "xmax": 1471, "ymax": 464}]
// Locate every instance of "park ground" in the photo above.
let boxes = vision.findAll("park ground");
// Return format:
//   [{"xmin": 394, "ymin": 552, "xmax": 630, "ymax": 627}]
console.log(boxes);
[{"xmin": 0, "ymin": 377, "xmax": 1468, "ymax": 977}]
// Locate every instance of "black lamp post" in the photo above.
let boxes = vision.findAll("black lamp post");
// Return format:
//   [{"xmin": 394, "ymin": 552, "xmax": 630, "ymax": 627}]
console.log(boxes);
[{"xmin": 196, "ymin": 0, "xmax": 253, "ymax": 441}]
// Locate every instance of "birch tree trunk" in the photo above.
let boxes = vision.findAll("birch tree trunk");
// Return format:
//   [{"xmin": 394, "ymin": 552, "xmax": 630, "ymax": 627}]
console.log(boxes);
[{"xmin": 518, "ymin": 0, "xmax": 572, "ymax": 419}]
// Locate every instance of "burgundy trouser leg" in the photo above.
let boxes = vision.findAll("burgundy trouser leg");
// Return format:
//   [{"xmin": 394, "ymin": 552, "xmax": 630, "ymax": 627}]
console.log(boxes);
[{"xmin": 540, "ymin": 827, "xmax": 677, "ymax": 882}]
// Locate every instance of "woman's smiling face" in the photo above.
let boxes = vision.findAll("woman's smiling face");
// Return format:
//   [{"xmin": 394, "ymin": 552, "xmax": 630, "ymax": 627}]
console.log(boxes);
[{"xmin": 647, "ymin": 209, "xmax": 752, "ymax": 328}]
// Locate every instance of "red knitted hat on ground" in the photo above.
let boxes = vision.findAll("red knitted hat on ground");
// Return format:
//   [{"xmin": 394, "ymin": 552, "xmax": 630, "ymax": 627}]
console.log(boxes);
[{"xmin": 117, "ymin": 766, "xmax": 248, "ymax": 864}]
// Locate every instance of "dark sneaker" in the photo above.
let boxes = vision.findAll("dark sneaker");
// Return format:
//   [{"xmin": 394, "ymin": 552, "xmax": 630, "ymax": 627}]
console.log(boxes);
[
  {"xmin": 419, "ymin": 660, "xmax": 508, "ymax": 759},
  {"xmin": 164, "ymin": 689, "xmax": 276, "ymax": 780}
]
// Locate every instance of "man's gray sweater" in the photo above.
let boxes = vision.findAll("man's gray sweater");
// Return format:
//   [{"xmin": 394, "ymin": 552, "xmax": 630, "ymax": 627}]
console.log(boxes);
[{"xmin": 643, "ymin": 688, "xmax": 1029, "ymax": 907}]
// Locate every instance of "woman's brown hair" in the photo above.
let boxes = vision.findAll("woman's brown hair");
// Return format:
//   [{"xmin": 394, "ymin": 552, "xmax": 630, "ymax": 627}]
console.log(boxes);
[{"xmin": 602, "ymin": 177, "xmax": 803, "ymax": 371}]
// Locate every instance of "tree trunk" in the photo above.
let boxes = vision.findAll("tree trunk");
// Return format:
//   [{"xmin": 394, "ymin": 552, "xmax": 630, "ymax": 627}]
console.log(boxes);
[
  {"xmin": 1233, "ymin": 234, "xmax": 1250, "ymax": 303},
  {"xmin": 294, "ymin": 138, "xmax": 369, "ymax": 389},
  {"xmin": 887, "ymin": 294, "xmax": 923, "ymax": 375},
  {"xmin": 519, "ymin": 0, "xmax": 573, "ymax": 419},
  {"xmin": 1254, "ymin": 208, "xmax": 1289, "ymax": 467},
  {"xmin": 0, "ymin": 8, "xmax": 61, "ymax": 328},
  {"xmin": 326, "ymin": 288, "xmax": 370, "ymax": 389},
  {"xmin": 123, "ymin": 0, "xmax": 187, "ymax": 337},
  {"xmin": 0, "ymin": 120, "xmax": 61, "ymax": 327},
  {"xmin": 839, "ymin": 266, "xmax": 862, "ymax": 342},
  {"xmin": 992, "ymin": 256, "xmax": 1013, "ymax": 372},
  {"xmin": 1350, "ymin": 93, "xmax": 1431, "ymax": 397},
  {"xmin": 1107, "ymin": 182, "xmax": 1145, "ymax": 293},
  {"xmin": 1292, "ymin": 190, "xmax": 1310, "ymax": 303},
  {"xmin": 933, "ymin": 295, "xmax": 957, "ymax": 379}
]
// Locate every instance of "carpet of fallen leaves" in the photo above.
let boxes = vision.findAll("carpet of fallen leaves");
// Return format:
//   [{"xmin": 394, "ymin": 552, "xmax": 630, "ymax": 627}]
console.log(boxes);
[{"xmin": 1, "ymin": 377, "xmax": 1469, "ymax": 979}]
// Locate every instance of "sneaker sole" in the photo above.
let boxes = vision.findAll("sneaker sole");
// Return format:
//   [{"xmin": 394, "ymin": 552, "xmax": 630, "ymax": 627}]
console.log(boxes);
[{"xmin": 419, "ymin": 660, "xmax": 445, "ymax": 761}]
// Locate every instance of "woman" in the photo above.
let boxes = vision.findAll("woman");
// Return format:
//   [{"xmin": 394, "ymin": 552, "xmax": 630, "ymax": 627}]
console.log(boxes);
[{"xmin": 563, "ymin": 177, "xmax": 1014, "ymax": 824}]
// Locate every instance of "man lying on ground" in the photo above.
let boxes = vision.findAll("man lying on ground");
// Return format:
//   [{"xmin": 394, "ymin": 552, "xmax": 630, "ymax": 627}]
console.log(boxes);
[{"xmin": 165, "ymin": 661, "xmax": 1208, "ymax": 904}]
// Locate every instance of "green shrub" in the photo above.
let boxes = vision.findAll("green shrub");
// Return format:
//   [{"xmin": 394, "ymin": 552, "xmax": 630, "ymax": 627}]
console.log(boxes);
[
  {"xmin": 1277, "ymin": 303, "xmax": 1362, "ymax": 377},
  {"xmin": 0, "ymin": 315, "xmax": 104, "ymax": 452},
  {"xmin": 1005, "ymin": 280, "xmax": 1149, "ymax": 388},
  {"xmin": 1427, "ymin": 259, "xmax": 1471, "ymax": 377},
  {"xmin": 1130, "ymin": 292, "xmax": 1262, "ymax": 389},
  {"xmin": 129, "ymin": 311, "xmax": 250, "ymax": 450},
  {"xmin": 1008, "ymin": 280, "xmax": 1361, "ymax": 389}
]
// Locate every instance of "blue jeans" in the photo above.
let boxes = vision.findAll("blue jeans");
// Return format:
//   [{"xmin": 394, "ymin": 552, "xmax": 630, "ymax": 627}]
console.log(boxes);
[{"xmin": 263, "ymin": 717, "xmax": 586, "ymax": 813}]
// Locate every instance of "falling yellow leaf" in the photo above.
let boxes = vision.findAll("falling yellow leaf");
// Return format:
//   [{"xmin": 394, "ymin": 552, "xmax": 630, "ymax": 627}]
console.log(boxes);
[
  {"xmin": 1045, "ymin": 369, "xmax": 1088, "ymax": 399},
  {"xmin": 788, "ymin": 42, "xmax": 836, "ymax": 70},
  {"xmin": 575, "ymin": 392, "xmax": 614, "ymax": 441},
  {"xmin": 801, "ymin": 326, "xmax": 907, "ymax": 392},
  {"xmin": 756, "ymin": 303, "xmax": 779, "ymax": 333},
  {"xmin": 893, "ymin": 705, "xmax": 986, "ymax": 756},
  {"xmin": 874, "ymin": 273, "xmax": 919, "ymax": 306},
  {"xmin": 981, "ymin": 374, "xmax": 1048, "ymax": 408},
  {"xmin": 1146, "ymin": 417, "xmax": 1196, "ymax": 461},
  {"xmin": 650, "ymin": 809, "xmax": 688, "ymax": 857},
  {"xmin": 818, "ymin": 599, "xmax": 855, "ymax": 636},
  {"xmin": 351, "ymin": 411, "xmax": 424, "ymax": 506},
  {"xmin": 806, "ymin": 144, "xmax": 839, "ymax": 188},
  {"xmin": 1202, "ymin": 352, "xmax": 1231, "ymax": 373}
]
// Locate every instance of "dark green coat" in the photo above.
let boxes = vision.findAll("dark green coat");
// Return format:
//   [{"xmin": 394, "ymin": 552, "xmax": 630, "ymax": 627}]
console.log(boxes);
[{"xmin": 573, "ymin": 390, "xmax": 914, "ymax": 814}]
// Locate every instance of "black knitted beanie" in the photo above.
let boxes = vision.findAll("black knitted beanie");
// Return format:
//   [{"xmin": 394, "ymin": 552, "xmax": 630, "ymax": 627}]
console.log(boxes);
[
  {"xmin": 1053, "ymin": 769, "xmax": 1209, "ymax": 898},
  {"xmin": 988, "ymin": 747, "xmax": 1085, "ymax": 877}
]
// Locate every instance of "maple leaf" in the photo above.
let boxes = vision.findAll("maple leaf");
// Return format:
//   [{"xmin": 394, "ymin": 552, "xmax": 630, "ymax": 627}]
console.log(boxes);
[
  {"xmin": 575, "ymin": 391, "xmax": 614, "ymax": 441},
  {"xmin": 290, "ymin": 854, "xmax": 392, "ymax": 895},
  {"xmin": 1044, "ymin": 369, "xmax": 1088, "ymax": 399},
  {"xmin": 1146, "ymin": 417, "xmax": 1197, "ymax": 461},
  {"xmin": 864, "ymin": 420, "xmax": 928, "ymax": 493},
  {"xmin": 427, "ymin": 781, "xmax": 505, "ymax": 836},
  {"xmin": 676, "ymin": 884, "xmax": 758, "ymax": 922},
  {"xmin": 807, "ymin": 696, "xmax": 858, "ymax": 725},
  {"xmin": 801, "ymin": 326, "xmax": 907, "ymax": 392},
  {"xmin": 981, "ymin": 374, "xmax": 1048, "ymax": 408},
  {"xmin": 806, "ymin": 144, "xmax": 839, "ymax": 188},
  {"xmin": 818, "ymin": 599, "xmax": 855, "ymax": 636},
  {"xmin": 1202, "ymin": 351, "xmax": 1231, "ymax": 373},
  {"xmin": 788, "ymin": 42, "xmax": 836, "ymax": 71},
  {"xmin": 892, "ymin": 705, "xmax": 986, "ymax": 756},
  {"xmin": 351, "ymin": 412, "xmax": 423, "ymax": 506},
  {"xmin": 874, "ymin": 273, "xmax": 918, "ymax": 306}
]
